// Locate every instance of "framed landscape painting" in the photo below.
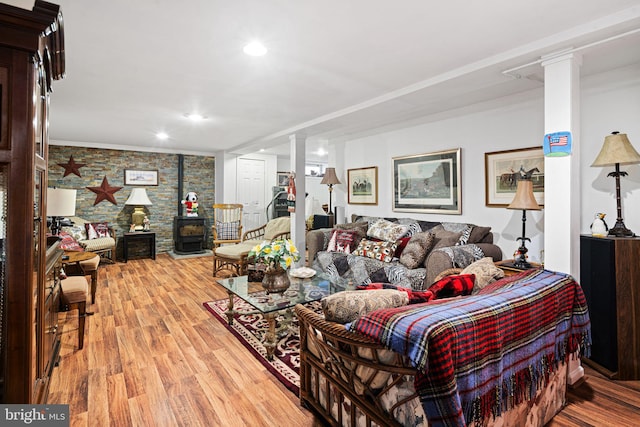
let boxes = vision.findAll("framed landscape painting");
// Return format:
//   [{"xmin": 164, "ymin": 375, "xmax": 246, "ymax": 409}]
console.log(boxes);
[
  {"xmin": 347, "ymin": 166, "xmax": 378, "ymax": 205},
  {"xmin": 124, "ymin": 169, "xmax": 158, "ymax": 186},
  {"xmin": 392, "ymin": 148, "xmax": 461, "ymax": 214},
  {"xmin": 484, "ymin": 147, "xmax": 544, "ymax": 207}
]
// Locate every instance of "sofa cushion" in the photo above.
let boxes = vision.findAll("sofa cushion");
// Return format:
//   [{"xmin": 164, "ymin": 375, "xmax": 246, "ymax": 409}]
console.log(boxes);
[
  {"xmin": 61, "ymin": 224, "xmax": 87, "ymax": 242},
  {"xmin": 367, "ymin": 219, "xmax": 408, "ymax": 242},
  {"xmin": 469, "ymin": 225, "xmax": 492, "ymax": 243},
  {"xmin": 336, "ymin": 221, "xmax": 369, "ymax": 235},
  {"xmin": 399, "ymin": 232, "xmax": 435, "ymax": 269},
  {"xmin": 264, "ymin": 217, "xmax": 290, "ymax": 240},
  {"xmin": 58, "ymin": 231, "xmax": 84, "ymax": 252},
  {"xmin": 85, "ymin": 222, "xmax": 110, "ymax": 239},
  {"xmin": 431, "ymin": 228, "xmax": 463, "ymax": 250},
  {"xmin": 353, "ymin": 239, "xmax": 398, "ymax": 263},
  {"xmin": 321, "ymin": 289, "xmax": 409, "ymax": 323},
  {"xmin": 461, "ymin": 257, "xmax": 505, "ymax": 294},
  {"xmin": 394, "ymin": 236, "xmax": 412, "ymax": 257},
  {"xmin": 216, "ymin": 220, "xmax": 240, "ymax": 240},
  {"xmin": 327, "ymin": 229, "xmax": 363, "ymax": 254}
]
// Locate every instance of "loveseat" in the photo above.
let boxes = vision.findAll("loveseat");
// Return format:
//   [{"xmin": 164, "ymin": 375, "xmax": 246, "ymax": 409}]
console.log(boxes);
[
  {"xmin": 295, "ymin": 268, "xmax": 592, "ymax": 426},
  {"xmin": 306, "ymin": 215, "xmax": 503, "ymax": 289},
  {"xmin": 60, "ymin": 216, "xmax": 117, "ymax": 263}
]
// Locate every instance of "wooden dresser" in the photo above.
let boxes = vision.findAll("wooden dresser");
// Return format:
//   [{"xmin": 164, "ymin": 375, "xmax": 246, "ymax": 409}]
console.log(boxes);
[{"xmin": 580, "ymin": 235, "xmax": 640, "ymax": 380}]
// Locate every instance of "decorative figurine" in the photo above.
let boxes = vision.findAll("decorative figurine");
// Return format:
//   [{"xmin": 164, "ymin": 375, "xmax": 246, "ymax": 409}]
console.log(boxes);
[
  {"xmin": 181, "ymin": 191, "xmax": 199, "ymax": 216},
  {"xmin": 590, "ymin": 212, "xmax": 608, "ymax": 237},
  {"xmin": 129, "ymin": 223, "xmax": 136, "ymax": 232},
  {"xmin": 143, "ymin": 215, "xmax": 150, "ymax": 231}
]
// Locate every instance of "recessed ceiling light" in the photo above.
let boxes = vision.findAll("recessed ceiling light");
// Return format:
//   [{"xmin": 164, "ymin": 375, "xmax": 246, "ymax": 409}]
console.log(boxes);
[
  {"xmin": 243, "ymin": 41, "xmax": 267, "ymax": 57},
  {"xmin": 156, "ymin": 132, "xmax": 169, "ymax": 140}
]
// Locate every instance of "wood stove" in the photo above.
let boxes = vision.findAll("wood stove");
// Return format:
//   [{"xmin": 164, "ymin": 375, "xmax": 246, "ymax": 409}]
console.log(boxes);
[{"xmin": 173, "ymin": 216, "xmax": 206, "ymax": 254}]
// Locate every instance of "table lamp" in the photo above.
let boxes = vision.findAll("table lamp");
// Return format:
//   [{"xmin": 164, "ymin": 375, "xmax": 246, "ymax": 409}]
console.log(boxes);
[
  {"xmin": 591, "ymin": 131, "xmax": 640, "ymax": 237},
  {"xmin": 125, "ymin": 188, "xmax": 152, "ymax": 231},
  {"xmin": 320, "ymin": 167, "xmax": 341, "ymax": 217},
  {"xmin": 507, "ymin": 178, "xmax": 541, "ymax": 268},
  {"xmin": 47, "ymin": 188, "xmax": 77, "ymax": 235}
]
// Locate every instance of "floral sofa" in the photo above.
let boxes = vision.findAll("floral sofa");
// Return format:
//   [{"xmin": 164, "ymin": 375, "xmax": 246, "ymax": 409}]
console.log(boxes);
[
  {"xmin": 306, "ymin": 215, "xmax": 503, "ymax": 289},
  {"xmin": 295, "ymin": 268, "xmax": 592, "ymax": 427}
]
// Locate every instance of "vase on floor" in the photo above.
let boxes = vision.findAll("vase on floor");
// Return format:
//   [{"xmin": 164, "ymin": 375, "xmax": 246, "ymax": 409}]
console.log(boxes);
[{"xmin": 262, "ymin": 266, "xmax": 290, "ymax": 294}]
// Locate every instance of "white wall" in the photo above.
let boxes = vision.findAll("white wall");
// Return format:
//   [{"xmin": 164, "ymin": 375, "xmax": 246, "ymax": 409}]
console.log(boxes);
[{"xmin": 337, "ymin": 63, "xmax": 640, "ymax": 266}]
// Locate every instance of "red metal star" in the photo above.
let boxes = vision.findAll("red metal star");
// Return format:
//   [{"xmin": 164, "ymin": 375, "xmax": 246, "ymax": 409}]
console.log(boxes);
[
  {"xmin": 57, "ymin": 155, "xmax": 86, "ymax": 177},
  {"xmin": 86, "ymin": 176, "xmax": 123, "ymax": 205}
]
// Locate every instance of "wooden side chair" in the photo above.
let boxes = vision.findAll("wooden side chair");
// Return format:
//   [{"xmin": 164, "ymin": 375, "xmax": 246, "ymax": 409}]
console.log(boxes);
[{"xmin": 212, "ymin": 204, "xmax": 244, "ymax": 249}]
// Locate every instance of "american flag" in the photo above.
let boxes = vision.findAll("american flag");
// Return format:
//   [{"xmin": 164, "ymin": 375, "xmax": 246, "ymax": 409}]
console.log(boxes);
[{"xmin": 549, "ymin": 135, "xmax": 568, "ymax": 146}]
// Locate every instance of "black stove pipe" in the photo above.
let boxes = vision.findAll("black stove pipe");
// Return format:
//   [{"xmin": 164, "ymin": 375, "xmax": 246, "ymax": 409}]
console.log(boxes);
[{"xmin": 178, "ymin": 154, "xmax": 184, "ymax": 217}]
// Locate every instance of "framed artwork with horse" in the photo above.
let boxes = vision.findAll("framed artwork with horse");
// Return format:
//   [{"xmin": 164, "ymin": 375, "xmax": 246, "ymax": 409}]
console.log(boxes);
[
  {"xmin": 348, "ymin": 166, "xmax": 378, "ymax": 205},
  {"xmin": 484, "ymin": 147, "xmax": 544, "ymax": 207}
]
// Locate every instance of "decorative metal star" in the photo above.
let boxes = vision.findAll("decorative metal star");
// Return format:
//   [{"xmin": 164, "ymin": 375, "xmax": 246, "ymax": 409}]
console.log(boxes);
[
  {"xmin": 86, "ymin": 176, "xmax": 123, "ymax": 205},
  {"xmin": 57, "ymin": 155, "xmax": 86, "ymax": 177}
]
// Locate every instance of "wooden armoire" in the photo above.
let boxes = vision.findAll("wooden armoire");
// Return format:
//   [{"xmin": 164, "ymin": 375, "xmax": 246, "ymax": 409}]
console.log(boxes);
[{"xmin": 0, "ymin": 1, "xmax": 65, "ymax": 403}]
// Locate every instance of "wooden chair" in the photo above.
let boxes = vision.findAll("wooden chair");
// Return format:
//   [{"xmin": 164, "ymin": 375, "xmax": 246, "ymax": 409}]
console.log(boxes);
[{"xmin": 212, "ymin": 204, "xmax": 243, "ymax": 249}]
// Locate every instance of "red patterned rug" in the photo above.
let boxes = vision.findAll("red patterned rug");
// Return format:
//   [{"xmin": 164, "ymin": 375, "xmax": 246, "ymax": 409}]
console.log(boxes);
[{"xmin": 203, "ymin": 294, "xmax": 321, "ymax": 395}]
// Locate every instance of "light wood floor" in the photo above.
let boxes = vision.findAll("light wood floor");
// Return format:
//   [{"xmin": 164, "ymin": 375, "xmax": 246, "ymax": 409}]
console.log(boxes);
[{"xmin": 48, "ymin": 254, "xmax": 640, "ymax": 426}]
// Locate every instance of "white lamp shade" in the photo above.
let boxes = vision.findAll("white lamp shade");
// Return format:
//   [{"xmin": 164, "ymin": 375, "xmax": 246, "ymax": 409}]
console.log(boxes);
[
  {"xmin": 47, "ymin": 188, "xmax": 77, "ymax": 217},
  {"xmin": 125, "ymin": 188, "xmax": 152, "ymax": 206}
]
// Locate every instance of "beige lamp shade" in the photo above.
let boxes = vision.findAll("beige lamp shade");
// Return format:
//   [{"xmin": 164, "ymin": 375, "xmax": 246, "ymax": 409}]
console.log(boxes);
[
  {"xmin": 592, "ymin": 132, "xmax": 640, "ymax": 167},
  {"xmin": 124, "ymin": 188, "xmax": 152, "ymax": 206},
  {"xmin": 507, "ymin": 180, "xmax": 541, "ymax": 211},
  {"xmin": 320, "ymin": 167, "xmax": 341, "ymax": 185},
  {"xmin": 47, "ymin": 188, "xmax": 77, "ymax": 217}
]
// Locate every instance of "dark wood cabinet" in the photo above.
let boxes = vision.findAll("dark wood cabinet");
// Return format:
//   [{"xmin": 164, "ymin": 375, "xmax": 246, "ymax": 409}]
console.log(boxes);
[
  {"xmin": 0, "ymin": 1, "xmax": 65, "ymax": 403},
  {"xmin": 580, "ymin": 235, "xmax": 640, "ymax": 380}
]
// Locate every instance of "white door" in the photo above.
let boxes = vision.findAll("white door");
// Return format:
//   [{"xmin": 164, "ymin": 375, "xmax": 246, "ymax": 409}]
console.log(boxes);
[{"xmin": 237, "ymin": 158, "xmax": 266, "ymax": 232}]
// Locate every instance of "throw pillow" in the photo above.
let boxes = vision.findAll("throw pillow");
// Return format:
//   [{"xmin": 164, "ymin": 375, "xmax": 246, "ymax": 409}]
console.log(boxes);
[
  {"xmin": 57, "ymin": 231, "xmax": 84, "ymax": 252},
  {"xmin": 399, "ymin": 232, "xmax": 435, "ymax": 269},
  {"xmin": 336, "ymin": 221, "xmax": 369, "ymax": 236},
  {"xmin": 468, "ymin": 225, "xmax": 492, "ymax": 243},
  {"xmin": 321, "ymin": 289, "xmax": 409, "ymax": 323},
  {"xmin": 327, "ymin": 229, "xmax": 362, "ymax": 254},
  {"xmin": 61, "ymin": 224, "xmax": 87, "ymax": 241},
  {"xmin": 427, "ymin": 274, "xmax": 475, "ymax": 299},
  {"xmin": 352, "ymin": 239, "xmax": 398, "ymax": 263},
  {"xmin": 216, "ymin": 220, "xmax": 240, "ymax": 240},
  {"xmin": 461, "ymin": 257, "xmax": 505, "ymax": 294},
  {"xmin": 367, "ymin": 218, "xmax": 409, "ymax": 242},
  {"xmin": 394, "ymin": 236, "xmax": 412, "ymax": 257},
  {"xmin": 85, "ymin": 222, "xmax": 110, "ymax": 239},
  {"xmin": 431, "ymin": 228, "xmax": 463, "ymax": 250}
]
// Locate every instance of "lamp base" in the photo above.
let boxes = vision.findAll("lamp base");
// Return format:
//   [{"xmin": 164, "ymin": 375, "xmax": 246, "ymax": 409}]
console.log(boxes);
[
  {"xmin": 608, "ymin": 220, "xmax": 635, "ymax": 237},
  {"xmin": 132, "ymin": 207, "xmax": 146, "ymax": 231}
]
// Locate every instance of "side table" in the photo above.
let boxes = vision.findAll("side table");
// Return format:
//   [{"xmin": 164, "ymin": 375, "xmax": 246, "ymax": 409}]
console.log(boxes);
[
  {"xmin": 123, "ymin": 232, "xmax": 156, "ymax": 262},
  {"xmin": 495, "ymin": 260, "xmax": 543, "ymax": 276}
]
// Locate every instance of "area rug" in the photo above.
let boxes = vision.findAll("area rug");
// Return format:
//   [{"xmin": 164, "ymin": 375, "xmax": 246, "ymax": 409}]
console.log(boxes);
[{"xmin": 202, "ymin": 294, "xmax": 321, "ymax": 395}]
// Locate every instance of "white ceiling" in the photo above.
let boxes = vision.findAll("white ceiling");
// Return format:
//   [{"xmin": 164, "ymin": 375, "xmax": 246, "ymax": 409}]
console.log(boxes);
[{"xmin": 33, "ymin": 1, "xmax": 640, "ymax": 161}]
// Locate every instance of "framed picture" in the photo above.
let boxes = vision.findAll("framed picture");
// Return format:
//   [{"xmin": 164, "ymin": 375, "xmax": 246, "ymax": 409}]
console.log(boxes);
[
  {"xmin": 124, "ymin": 169, "xmax": 158, "ymax": 186},
  {"xmin": 277, "ymin": 171, "xmax": 290, "ymax": 187},
  {"xmin": 392, "ymin": 148, "xmax": 461, "ymax": 214},
  {"xmin": 347, "ymin": 166, "xmax": 378, "ymax": 205},
  {"xmin": 484, "ymin": 147, "xmax": 544, "ymax": 207}
]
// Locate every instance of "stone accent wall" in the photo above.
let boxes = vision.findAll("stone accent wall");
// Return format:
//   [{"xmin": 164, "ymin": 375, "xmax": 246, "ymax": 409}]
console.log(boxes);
[{"xmin": 48, "ymin": 146, "xmax": 215, "ymax": 258}]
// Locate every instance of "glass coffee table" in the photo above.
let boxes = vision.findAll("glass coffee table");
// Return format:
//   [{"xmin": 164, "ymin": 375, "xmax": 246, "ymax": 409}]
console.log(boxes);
[{"xmin": 215, "ymin": 272, "xmax": 346, "ymax": 360}]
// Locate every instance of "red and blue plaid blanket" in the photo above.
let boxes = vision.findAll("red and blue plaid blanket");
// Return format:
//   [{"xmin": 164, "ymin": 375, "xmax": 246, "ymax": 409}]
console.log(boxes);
[{"xmin": 349, "ymin": 269, "xmax": 591, "ymax": 427}]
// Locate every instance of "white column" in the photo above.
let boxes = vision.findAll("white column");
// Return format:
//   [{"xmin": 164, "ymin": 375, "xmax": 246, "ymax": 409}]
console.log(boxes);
[
  {"xmin": 541, "ymin": 51, "xmax": 584, "ymax": 386},
  {"xmin": 290, "ymin": 133, "xmax": 307, "ymax": 266},
  {"xmin": 542, "ymin": 52, "xmax": 581, "ymax": 276}
]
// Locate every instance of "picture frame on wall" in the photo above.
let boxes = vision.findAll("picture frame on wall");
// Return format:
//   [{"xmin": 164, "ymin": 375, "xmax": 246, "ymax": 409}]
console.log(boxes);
[
  {"xmin": 124, "ymin": 169, "xmax": 158, "ymax": 186},
  {"xmin": 347, "ymin": 166, "xmax": 378, "ymax": 205},
  {"xmin": 277, "ymin": 171, "xmax": 290, "ymax": 187},
  {"xmin": 392, "ymin": 148, "xmax": 461, "ymax": 214},
  {"xmin": 484, "ymin": 146, "xmax": 544, "ymax": 207}
]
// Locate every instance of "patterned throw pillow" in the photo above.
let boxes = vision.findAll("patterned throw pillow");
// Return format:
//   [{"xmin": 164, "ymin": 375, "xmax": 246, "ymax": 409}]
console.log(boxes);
[
  {"xmin": 367, "ymin": 218, "xmax": 409, "ymax": 242},
  {"xmin": 57, "ymin": 231, "xmax": 84, "ymax": 251},
  {"xmin": 327, "ymin": 229, "xmax": 362, "ymax": 254},
  {"xmin": 321, "ymin": 289, "xmax": 409, "ymax": 323},
  {"xmin": 61, "ymin": 225, "xmax": 87, "ymax": 241},
  {"xmin": 427, "ymin": 274, "xmax": 475, "ymax": 299},
  {"xmin": 216, "ymin": 220, "xmax": 240, "ymax": 240},
  {"xmin": 85, "ymin": 222, "xmax": 110, "ymax": 239},
  {"xmin": 399, "ymin": 232, "xmax": 435, "ymax": 269},
  {"xmin": 352, "ymin": 238, "xmax": 398, "ymax": 263},
  {"xmin": 461, "ymin": 257, "xmax": 505, "ymax": 294}
]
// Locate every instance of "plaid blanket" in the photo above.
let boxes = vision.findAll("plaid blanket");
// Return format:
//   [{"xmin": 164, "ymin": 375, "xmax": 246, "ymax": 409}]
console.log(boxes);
[{"xmin": 349, "ymin": 269, "xmax": 591, "ymax": 427}]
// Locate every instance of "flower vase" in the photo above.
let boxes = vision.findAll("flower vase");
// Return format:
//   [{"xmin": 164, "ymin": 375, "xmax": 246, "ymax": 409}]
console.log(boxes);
[{"xmin": 262, "ymin": 266, "xmax": 290, "ymax": 294}]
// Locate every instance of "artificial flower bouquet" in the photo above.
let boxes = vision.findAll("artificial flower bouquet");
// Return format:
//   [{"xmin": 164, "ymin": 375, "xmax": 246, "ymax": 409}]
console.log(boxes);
[{"xmin": 248, "ymin": 239, "xmax": 300, "ymax": 272}]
